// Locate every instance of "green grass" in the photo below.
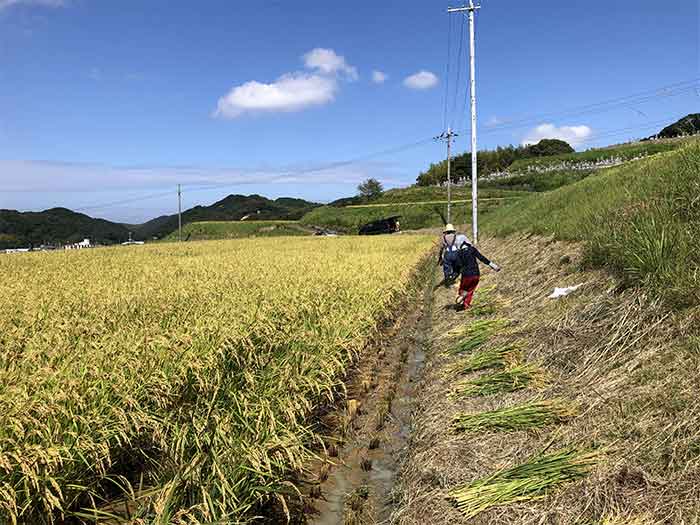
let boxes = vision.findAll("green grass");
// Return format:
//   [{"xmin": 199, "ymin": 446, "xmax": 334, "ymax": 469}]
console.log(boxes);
[
  {"xmin": 481, "ymin": 168, "xmax": 596, "ymax": 193},
  {"xmin": 482, "ymin": 142, "xmax": 700, "ymax": 307},
  {"xmin": 455, "ymin": 364, "xmax": 544, "ymax": 397},
  {"xmin": 452, "ymin": 344, "xmax": 521, "ymax": 374},
  {"xmin": 447, "ymin": 448, "xmax": 598, "ymax": 519},
  {"xmin": 453, "ymin": 399, "xmax": 578, "ymax": 433},
  {"xmin": 164, "ymin": 220, "xmax": 310, "ymax": 241}
]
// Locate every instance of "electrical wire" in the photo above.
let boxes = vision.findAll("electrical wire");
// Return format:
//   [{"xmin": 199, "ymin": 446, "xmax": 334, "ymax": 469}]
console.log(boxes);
[
  {"xmin": 450, "ymin": 14, "xmax": 466, "ymax": 130},
  {"xmin": 480, "ymin": 79, "xmax": 699, "ymax": 134},
  {"xmin": 442, "ymin": 11, "xmax": 453, "ymax": 131}
]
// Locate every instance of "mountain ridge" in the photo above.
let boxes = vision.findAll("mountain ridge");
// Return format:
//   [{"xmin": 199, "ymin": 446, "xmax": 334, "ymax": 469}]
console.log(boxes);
[{"xmin": 0, "ymin": 194, "xmax": 320, "ymax": 249}]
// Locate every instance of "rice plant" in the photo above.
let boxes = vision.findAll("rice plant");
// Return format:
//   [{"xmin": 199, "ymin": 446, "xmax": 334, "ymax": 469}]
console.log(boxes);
[
  {"xmin": 451, "ymin": 344, "xmax": 522, "ymax": 375},
  {"xmin": 0, "ymin": 235, "xmax": 433, "ymax": 523},
  {"xmin": 447, "ymin": 448, "xmax": 598, "ymax": 519},
  {"xmin": 453, "ymin": 399, "xmax": 578, "ymax": 433},
  {"xmin": 455, "ymin": 364, "xmax": 546, "ymax": 397},
  {"xmin": 446, "ymin": 319, "xmax": 509, "ymax": 355}
]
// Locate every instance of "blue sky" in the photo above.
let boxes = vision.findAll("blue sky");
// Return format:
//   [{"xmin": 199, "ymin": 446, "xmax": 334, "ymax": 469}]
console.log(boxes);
[{"xmin": 1, "ymin": 0, "xmax": 698, "ymax": 222}]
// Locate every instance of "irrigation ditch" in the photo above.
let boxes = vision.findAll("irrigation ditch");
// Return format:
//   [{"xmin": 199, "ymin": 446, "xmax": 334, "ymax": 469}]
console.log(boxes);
[{"xmin": 302, "ymin": 255, "xmax": 436, "ymax": 525}]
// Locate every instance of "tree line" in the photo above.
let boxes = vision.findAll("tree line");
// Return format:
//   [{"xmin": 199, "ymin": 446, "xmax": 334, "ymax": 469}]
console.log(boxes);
[{"xmin": 416, "ymin": 138, "xmax": 574, "ymax": 186}]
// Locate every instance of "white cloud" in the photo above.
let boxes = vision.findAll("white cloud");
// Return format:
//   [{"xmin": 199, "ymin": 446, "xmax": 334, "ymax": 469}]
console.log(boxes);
[
  {"xmin": 303, "ymin": 48, "xmax": 358, "ymax": 80},
  {"xmin": 522, "ymin": 123, "xmax": 593, "ymax": 147},
  {"xmin": 403, "ymin": 70, "xmax": 438, "ymax": 90},
  {"xmin": 214, "ymin": 73, "xmax": 337, "ymax": 119},
  {"xmin": 214, "ymin": 47, "xmax": 358, "ymax": 119},
  {"xmin": 371, "ymin": 70, "xmax": 387, "ymax": 84},
  {"xmin": 0, "ymin": 0, "xmax": 64, "ymax": 10}
]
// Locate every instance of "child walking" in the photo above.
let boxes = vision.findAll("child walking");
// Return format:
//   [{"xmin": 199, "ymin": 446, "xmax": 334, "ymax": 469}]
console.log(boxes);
[{"xmin": 455, "ymin": 240, "xmax": 501, "ymax": 309}]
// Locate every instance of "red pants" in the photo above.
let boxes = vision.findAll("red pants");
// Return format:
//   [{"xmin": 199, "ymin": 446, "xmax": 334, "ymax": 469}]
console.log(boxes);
[{"xmin": 459, "ymin": 275, "xmax": 480, "ymax": 307}]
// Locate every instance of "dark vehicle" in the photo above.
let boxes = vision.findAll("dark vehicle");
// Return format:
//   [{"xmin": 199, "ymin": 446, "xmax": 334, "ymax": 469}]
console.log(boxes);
[{"xmin": 358, "ymin": 215, "xmax": 401, "ymax": 235}]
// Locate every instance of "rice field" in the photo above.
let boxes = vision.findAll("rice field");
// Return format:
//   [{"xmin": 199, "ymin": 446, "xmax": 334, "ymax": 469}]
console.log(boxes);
[{"xmin": 0, "ymin": 235, "xmax": 432, "ymax": 523}]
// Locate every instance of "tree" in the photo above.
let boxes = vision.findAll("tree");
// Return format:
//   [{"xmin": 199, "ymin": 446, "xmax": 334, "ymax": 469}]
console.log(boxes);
[
  {"xmin": 526, "ymin": 138, "xmax": 574, "ymax": 157},
  {"xmin": 357, "ymin": 178, "xmax": 384, "ymax": 199}
]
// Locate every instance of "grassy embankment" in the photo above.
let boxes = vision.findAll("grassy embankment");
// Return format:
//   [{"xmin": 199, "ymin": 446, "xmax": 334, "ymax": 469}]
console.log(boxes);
[
  {"xmin": 482, "ymin": 141, "xmax": 700, "ymax": 307},
  {"xmin": 0, "ymin": 235, "xmax": 433, "ymax": 523},
  {"xmin": 394, "ymin": 140, "xmax": 699, "ymax": 523},
  {"xmin": 163, "ymin": 220, "xmax": 310, "ymax": 241}
]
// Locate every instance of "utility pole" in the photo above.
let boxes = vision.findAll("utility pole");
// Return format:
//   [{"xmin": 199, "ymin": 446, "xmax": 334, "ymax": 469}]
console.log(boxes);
[
  {"xmin": 448, "ymin": 0, "xmax": 480, "ymax": 244},
  {"xmin": 434, "ymin": 128, "xmax": 459, "ymax": 223},
  {"xmin": 177, "ymin": 184, "xmax": 182, "ymax": 242}
]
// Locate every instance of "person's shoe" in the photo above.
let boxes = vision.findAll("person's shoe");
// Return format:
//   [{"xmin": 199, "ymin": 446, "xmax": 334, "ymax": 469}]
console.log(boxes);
[{"xmin": 456, "ymin": 292, "xmax": 467, "ymax": 305}]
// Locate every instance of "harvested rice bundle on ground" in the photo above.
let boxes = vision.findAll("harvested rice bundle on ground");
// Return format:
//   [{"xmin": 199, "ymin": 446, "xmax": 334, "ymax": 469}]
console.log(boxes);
[
  {"xmin": 451, "ymin": 344, "xmax": 522, "ymax": 375},
  {"xmin": 453, "ymin": 399, "xmax": 578, "ymax": 432},
  {"xmin": 454, "ymin": 364, "xmax": 546, "ymax": 397},
  {"xmin": 446, "ymin": 319, "xmax": 509, "ymax": 355},
  {"xmin": 447, "ymin": 448, "xmax": 599, "ymax": 519}
]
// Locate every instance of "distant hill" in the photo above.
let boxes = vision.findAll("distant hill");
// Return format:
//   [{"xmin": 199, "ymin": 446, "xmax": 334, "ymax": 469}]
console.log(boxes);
[
  {"xmin": 135, "ymin": 194, "xmax": 320, "ymax": 239},
  {"xmin": 0, "ymin": 208, "xmax": 130, "ymax": 249},
  {"xmin": 0, "ymin": 194, "xmax": 321, "ymax": 249},
  {"xmin": 654, "ymin": 113, "xmax": 700, "ymax": 139}
]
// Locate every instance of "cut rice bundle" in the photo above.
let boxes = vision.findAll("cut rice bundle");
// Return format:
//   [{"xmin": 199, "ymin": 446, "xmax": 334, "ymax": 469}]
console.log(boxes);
[
  {"xmin": 453, "ymin": 399, "xmax": 578, "ymax": 433},
  {"xmin": 447, "ymin": 448, "xmax": 598, "ymax": 519},
  {"xmin": 455, "ymin": 364, "xmax": 546, "ymax": 398}
]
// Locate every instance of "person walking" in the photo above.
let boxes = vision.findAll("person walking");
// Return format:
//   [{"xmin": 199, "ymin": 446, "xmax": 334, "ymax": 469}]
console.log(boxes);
[
  {"xmin": 455, "ymin": 239, "xmax": 501, "ymax": 309},
  {"xmin": 437, "ymin": 224, "xmax": 466, "ymax": 285}
]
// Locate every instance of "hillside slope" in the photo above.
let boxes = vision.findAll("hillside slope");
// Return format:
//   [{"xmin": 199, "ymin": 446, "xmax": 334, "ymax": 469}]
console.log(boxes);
[
  {"xmin": 164, "ymin": 220, "xmax": 311, "ymax": 241},
  {"xmin": 482, "ymin": 142, "xmax": 700, "ymax": 307},
  {"xmin": 0, "ymin": 208, "xmax": 130, "ymax": 249},
  {"xmin": 301, "ymin": 139, "xmax": 695, "ymax": 237},
  {"xmin": 136, "ymin": 194, "xmax": 319, "ymax": 239},
  {"xmin": 394, "ymin": 235, "xmax": 700, "ymax": 524}
]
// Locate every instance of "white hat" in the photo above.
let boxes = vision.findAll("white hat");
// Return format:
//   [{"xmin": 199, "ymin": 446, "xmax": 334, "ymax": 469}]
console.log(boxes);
[{"xmin": 444, "ymin": 223, "xmax": 456, "ymax": 233}]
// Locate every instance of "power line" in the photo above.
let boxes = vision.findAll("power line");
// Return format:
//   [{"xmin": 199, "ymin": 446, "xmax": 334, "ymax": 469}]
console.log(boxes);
[
  {"xmin": 480, "ymin": 78, "xmax": 699, "ymax": 134},
  {"xmin": 442, "ymin": 11, "xmax": 453, "ymax": 131},
  {"xmin": 66, "ymin": 137, "xmax": 438, "ymax": 212},
  {"xmin": 449, "ymin": 13, "xmax": 466, "ymax": 130},
  {"xmin": 73, "ymin": 190, "xmax": 175, "ymax": 213}
]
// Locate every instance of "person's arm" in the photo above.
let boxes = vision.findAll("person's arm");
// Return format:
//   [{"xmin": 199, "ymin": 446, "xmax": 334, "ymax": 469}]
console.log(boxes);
[{"xmin": 474, "ymin": 248, "xmax": 501, "ymax": 272}]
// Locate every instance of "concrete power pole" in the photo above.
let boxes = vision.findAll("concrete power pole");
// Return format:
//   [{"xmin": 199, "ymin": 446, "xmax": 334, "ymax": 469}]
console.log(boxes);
[
  {"xmin": 177, "ymin": 184, "xmax": 182, "ymax": 242},
  {"xmin": 434, "ymin": 128, "xmax": 459, "ymax": 223},
  {"xmin": 448, "ymin": 0, "xmax": 480, "ymax": 244}
]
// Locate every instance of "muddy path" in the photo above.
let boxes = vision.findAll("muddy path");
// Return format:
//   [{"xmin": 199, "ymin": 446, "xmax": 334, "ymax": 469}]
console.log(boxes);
[{"xmin": 306, "ymin": 265, "xmax": 436, "ymax": 525}]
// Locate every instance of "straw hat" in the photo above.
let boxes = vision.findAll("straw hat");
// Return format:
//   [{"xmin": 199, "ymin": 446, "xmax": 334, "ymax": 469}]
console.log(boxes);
[{"xmin": 443, "ymin": 223, "xmax": 456, "ymax": 233}]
